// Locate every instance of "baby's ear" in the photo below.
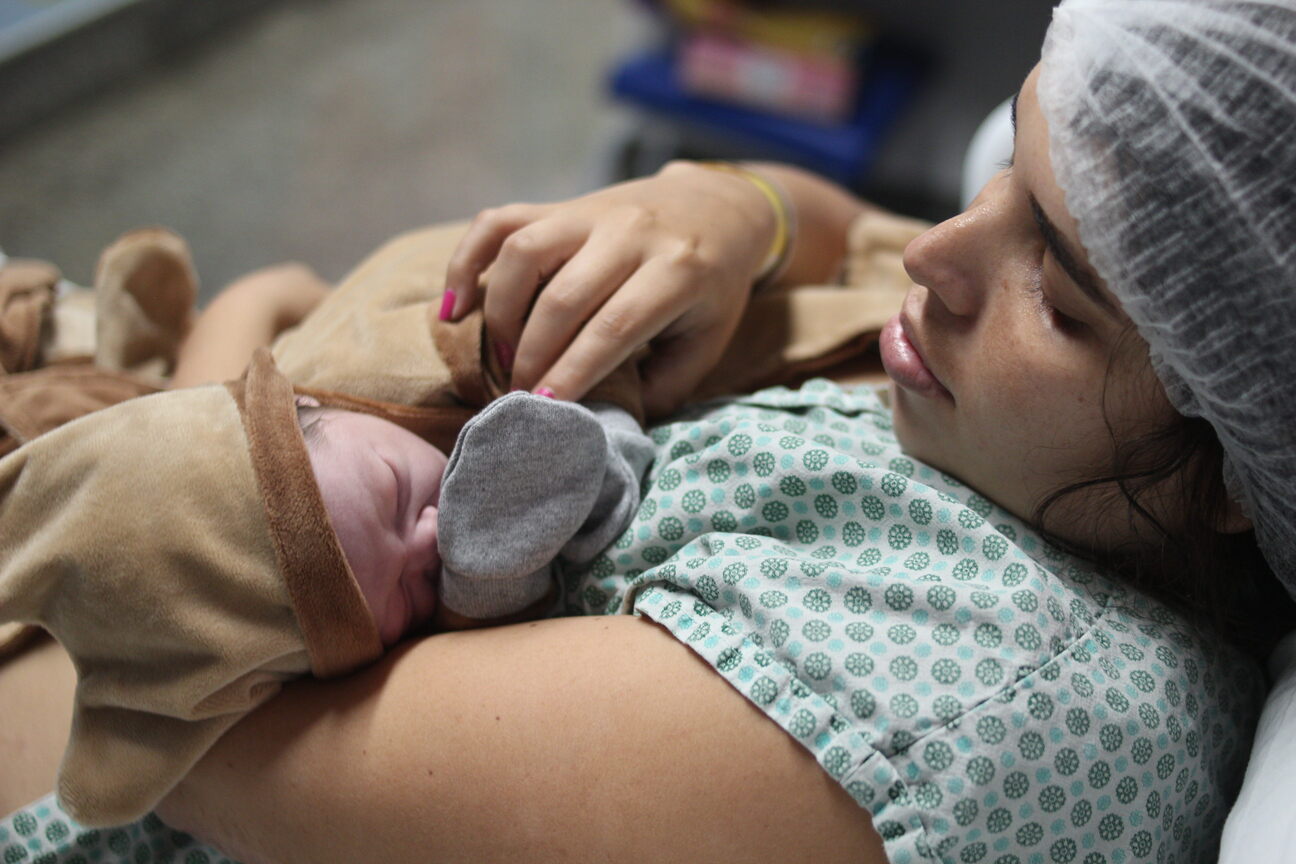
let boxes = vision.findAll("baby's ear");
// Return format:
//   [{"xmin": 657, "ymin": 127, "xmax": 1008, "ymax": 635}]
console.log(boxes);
[{"xmin": 294, "ymin": 394, "xmax": 321, "ymax": 408}]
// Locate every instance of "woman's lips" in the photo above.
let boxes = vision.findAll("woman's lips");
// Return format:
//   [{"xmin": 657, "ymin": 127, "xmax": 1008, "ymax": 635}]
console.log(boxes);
[{"xmin": 880, "ymin": 314, "xmax": 953, "ymax": 401}]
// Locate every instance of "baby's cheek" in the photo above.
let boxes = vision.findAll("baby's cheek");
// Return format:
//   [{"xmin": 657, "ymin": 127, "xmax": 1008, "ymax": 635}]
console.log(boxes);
[
  {"xmin": 375, "ymin": 574, "xmax": 411, "ymax": 646},
  {"xmin": 343, "ymin": 557, "xmax": 398, "ymax": 644}
]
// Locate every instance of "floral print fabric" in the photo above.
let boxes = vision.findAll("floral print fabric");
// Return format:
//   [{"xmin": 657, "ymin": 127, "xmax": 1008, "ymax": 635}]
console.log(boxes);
[
  {"xmin": 1, "ymin": 380, "xmax": 1264, "ymax": 863},
  {"xmin": 564, "ymin": 379, "xmax": 1264, "ymax": 863}
]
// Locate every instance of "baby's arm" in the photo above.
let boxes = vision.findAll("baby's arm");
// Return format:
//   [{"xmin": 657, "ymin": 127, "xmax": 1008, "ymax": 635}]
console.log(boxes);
[
  {"xmin": 170, "ymin": 264, "xmax": 328, "ymax": 388},
  {"xmin": 435, "ymin": 392, "xmax": 653, "ymax": 622}
]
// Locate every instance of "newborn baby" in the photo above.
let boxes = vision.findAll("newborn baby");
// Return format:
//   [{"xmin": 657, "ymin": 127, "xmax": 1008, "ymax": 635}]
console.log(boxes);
[
  {"xmin": 0, "ymin": 350, "xmax": 651, "ymax": 826},
  {"xmin": 304, "ymin": 387, "xmax": 651, "ymax": 643},
  {"xmin": 304, "ymin": 405, "xmax": 447, "ymax": 646}
]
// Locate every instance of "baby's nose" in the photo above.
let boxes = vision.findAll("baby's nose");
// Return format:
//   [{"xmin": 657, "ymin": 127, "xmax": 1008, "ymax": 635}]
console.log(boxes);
[{"xmin": 408, "ymin": 505, "xmax": 440, "ymax": 573}]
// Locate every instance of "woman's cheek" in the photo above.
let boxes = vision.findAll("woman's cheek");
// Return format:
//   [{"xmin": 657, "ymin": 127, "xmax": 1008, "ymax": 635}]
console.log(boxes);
[{"xmin": 963, "ymin": 364, "xmax": 1075, "ymax": 466}]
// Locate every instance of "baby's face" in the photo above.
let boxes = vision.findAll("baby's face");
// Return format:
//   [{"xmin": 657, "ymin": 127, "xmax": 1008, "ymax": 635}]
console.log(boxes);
[{"xmin": 304, "ymin": 410, "xmax": 448, "ymax": 646}]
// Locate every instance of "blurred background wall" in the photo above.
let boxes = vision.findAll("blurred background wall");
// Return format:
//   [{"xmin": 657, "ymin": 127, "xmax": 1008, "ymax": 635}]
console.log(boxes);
[{"xmin": 0, "ymin": 0, "xmax": 1050, "ymax": 302}]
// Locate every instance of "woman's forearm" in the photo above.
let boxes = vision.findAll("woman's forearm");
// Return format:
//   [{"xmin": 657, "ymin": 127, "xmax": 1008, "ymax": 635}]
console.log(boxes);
[
  {"xmin": 170, "ymin": 263, "xmax": 328, "ymax": 389},
  {"xmin": 741, "ymin": 161, "xmax": 877, "ymax": 288},
  {"xmin": 0, "ymin": 636, "xmax": 76, "ymax": 815},
  {"xmin": 157, "ymin": 616, "xmax": 884, "ymax": 864}
]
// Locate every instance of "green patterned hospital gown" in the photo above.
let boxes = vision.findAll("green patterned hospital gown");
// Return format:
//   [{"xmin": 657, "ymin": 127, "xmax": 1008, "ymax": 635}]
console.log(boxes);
[{"xmin": 1, "ymin": 380, "xmax": 1265, "ymax": 864}]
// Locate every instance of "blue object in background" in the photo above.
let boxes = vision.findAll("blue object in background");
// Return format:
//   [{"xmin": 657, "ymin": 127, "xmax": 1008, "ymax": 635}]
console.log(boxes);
[
  {"xmin": 608, "ymin": 39, "xmax": 928, "ymax": 188},
  {"xmin": 0, "ymin": 0, "xmax": 138, "ymax": 63}
]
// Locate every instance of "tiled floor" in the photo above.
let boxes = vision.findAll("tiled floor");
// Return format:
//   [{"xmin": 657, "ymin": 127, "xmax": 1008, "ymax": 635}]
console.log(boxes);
[{"xmin": 0, "ymin": 0, "xmax": 645, "ymax": 297}]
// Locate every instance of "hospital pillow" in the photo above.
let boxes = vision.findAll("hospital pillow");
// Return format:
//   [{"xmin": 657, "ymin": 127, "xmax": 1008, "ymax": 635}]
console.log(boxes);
[{"xmin": 1218, "ymin": 632, "xmax": 1296, "ymax": 863}]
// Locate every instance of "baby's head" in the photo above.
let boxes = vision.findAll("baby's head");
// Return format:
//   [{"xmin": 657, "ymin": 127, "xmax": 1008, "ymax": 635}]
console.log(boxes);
[{"xmin": 297, "ymin": 401, "xmax": 448, "ymax": 646}]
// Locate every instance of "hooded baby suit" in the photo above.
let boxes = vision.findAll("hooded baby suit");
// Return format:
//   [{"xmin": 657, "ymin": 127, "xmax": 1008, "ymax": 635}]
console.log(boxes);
[{"xmin": 0, "ymin": 349, "xmax": 383, "ymax": 827}]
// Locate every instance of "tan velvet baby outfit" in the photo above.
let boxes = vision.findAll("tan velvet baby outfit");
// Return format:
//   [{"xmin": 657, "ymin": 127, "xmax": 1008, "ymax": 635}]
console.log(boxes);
[{"xmin": 0, "ymin": 350, "xmax": 382, "ymax": 826}]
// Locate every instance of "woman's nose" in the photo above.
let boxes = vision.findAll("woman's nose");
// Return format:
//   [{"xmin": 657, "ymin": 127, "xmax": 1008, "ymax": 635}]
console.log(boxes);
[{"xmin": 902, "ymin": 184, "xmax": 1003, "ymax": 319}]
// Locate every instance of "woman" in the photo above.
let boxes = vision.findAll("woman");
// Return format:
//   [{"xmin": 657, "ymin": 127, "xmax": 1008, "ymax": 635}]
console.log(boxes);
[{"xmin": 3, "ymin": 0, "xmax": 1293, "ymax": 861}]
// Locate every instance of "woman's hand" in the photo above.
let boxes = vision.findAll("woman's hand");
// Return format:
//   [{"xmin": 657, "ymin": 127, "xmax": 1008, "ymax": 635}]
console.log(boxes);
[{"xmin": 442, "ymin": 161, "xmax": 779, "ymax": 417}]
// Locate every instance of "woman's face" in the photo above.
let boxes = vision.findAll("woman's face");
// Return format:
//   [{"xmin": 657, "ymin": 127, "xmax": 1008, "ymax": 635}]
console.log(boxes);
[
  {"xmin": 306, "ymin": 410, "xmax": 447, "ymax": 646},
  {"xmin": 885, "ymin": 65, "xmax": 1176, "ymax": 552}
]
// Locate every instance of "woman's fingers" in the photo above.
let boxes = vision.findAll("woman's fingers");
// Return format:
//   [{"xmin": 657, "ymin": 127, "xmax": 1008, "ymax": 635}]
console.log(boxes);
[
  {"xmin": 450, "ymin": 165, "xmax": 783, "ymax": 400},
  {"xmin": 524, "ymin": 257, "xmax": 703, "ymax": 403},
  {"xmin": 443, "ymin": 203, "xmax": 546, "ymax": 320},
  {"xmin": 506, "ymin": 222, "xmax": 648, "ymax": 390},
  {"xmin": 480, "ymin": 217, "xmax": 597, "ymax": 361}
]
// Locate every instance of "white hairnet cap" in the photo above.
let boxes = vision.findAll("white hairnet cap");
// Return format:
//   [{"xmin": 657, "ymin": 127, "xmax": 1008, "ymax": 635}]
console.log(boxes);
[{"xmin": 1038, "ymin": 0, "xmax": 1296, "ymax": 596}]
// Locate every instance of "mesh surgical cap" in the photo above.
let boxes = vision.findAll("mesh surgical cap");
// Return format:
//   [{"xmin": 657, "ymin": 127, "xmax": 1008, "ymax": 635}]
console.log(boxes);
[{"xmin": 1037, "ymin": 0, "xmax": 1296, "ymax": 597}]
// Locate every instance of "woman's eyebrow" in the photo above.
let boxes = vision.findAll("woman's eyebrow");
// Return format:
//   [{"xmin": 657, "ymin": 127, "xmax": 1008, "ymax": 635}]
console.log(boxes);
[{"xmin": 1028, "ymin": 193, "xmax": 1118, "ymax": 316}]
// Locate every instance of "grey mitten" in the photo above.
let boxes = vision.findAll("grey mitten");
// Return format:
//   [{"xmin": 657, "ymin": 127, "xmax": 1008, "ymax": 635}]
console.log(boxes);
[
  {"xmin": 562, "ymin": 402, "xmax": 655, "ymax": 563},
  {"xmin": 437, "ymin": 392, "xmax": 652, "ymax": 618}
]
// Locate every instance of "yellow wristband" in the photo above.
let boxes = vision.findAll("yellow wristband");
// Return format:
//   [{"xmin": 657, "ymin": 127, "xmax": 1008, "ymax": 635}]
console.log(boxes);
[{"xmin": 698, "ymin": 161, "xmax": 794, "ymax": 290}]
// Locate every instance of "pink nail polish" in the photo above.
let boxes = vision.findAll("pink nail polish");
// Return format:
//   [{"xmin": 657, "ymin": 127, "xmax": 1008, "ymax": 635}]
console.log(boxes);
[
  {"xmin": 438, "ymin": 290, "xmax": 457, "ymax": 321},
  {"xmin": 493, "ymin": 339, "xmax": 514, "ymax": 372},
  {"xmin": 534, "ymin": 387, "xmax": 556, "ymax": 399}
]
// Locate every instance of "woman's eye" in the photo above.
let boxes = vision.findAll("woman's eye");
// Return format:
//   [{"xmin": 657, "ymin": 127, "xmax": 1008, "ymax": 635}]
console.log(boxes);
[{"xmin": 1026, "ymin": 275, "xmax": 1085, "ymax": 334}]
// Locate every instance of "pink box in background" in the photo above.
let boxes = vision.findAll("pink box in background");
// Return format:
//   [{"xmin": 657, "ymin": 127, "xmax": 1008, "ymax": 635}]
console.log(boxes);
[{"xmin": 679, "ymin": 31, "xmax": 860, "ymax": 123}]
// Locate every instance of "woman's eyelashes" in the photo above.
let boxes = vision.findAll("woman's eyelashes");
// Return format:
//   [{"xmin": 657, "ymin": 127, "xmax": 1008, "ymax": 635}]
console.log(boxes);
[{"xmin": 1026, "ymin": 268, "xmax": 1085, "ymax": 334}]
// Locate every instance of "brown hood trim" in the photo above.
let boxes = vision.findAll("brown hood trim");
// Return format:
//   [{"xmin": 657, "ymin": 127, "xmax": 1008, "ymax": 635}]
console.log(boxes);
[{"xmin": 227, "ymin": 349, "xmax": 382, "ymax": 677}]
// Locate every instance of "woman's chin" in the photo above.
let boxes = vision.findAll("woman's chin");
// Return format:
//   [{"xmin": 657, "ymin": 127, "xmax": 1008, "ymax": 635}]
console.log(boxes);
[{"xmin": 888, "ymin": 389, "xmax": 947, "ymax": 468}]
